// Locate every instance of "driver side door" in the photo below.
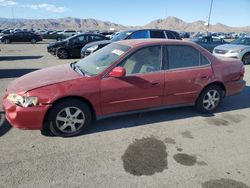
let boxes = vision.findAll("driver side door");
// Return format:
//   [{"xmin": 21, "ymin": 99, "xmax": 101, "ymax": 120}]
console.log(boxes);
[
  {"xmin": 71, "ymin": 35, "xmax": 87, "ymax": 57},
  {"xmin": 100, "ymin": 45, "xmax": 165, "ymax": 115}
]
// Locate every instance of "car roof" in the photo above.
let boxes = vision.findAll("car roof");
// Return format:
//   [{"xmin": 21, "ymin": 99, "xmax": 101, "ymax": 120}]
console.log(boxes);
[{"xmin": 115, "ymin": 39, "xmax": 194, "ymax": 48}]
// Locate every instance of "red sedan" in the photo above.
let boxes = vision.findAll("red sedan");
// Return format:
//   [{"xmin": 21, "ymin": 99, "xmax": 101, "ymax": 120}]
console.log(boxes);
[{"xmin": 2, "ymin": 39, "xmax": 245, "ymax": 136}]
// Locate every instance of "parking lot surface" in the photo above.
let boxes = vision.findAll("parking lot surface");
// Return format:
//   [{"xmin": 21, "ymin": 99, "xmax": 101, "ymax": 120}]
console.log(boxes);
[{"xmin": 0, "ymin": 42, "xmax": 250, "ymax": 188}]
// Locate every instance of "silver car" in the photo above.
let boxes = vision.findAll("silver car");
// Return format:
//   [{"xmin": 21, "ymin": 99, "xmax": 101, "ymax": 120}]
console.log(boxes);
[{"xmin": 213, "ymin": 37, "xmax": 250, "ymax": 65}]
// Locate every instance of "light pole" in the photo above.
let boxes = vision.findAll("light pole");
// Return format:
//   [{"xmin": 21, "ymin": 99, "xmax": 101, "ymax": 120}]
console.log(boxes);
[{"xmin": 207, "ymin": 0, "xmax": 214, "ymax": 35}]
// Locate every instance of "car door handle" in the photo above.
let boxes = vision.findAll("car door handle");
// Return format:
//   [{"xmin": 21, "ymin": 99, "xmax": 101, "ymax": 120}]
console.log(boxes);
[
  {"xmin": 151, "ymin": 81, "xmax": 161, "ymax": 86},
  {"xmin": 200, "ymin": 75, "xmax": 209, "ymax": 79}
]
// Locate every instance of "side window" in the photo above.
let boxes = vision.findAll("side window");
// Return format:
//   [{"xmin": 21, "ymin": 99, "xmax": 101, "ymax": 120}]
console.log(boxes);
[
  {"xmin": 130, "ymin": 30, "xmax": 150, "ymax": 39},
  {"xmin": 14, "ymin": 32, "xmax": 23, "ymax": 37},
  {"xmin": 165, "ymin": 31, "xmax": 175, "ymax": 39},
  {"xmin": 150, "ymin": 31, "xmax": 165, "ymax": 38},
  {"xmin": 200, "ymin": 53, "xmax": 210, "ymax": 65},
  {"xmin": 89, "ymin": 35, "xmax": 104, "ymax": 42},
  {"xmin": 245, "ymin": 39, "xmax": 250, "ymax": 45},
  {"xmin": 72, "ymin": 35, "xmax": 86, "ymax": 43},
  {"xmin": 167, "ymin": 45, "xmax": 200, "ymax": 69},
  {"xmin": 120, "ymin": 46, "xmax": 162, "ymax": 75}
]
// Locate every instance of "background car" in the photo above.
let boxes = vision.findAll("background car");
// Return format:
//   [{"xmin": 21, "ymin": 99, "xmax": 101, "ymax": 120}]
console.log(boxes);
[
  {"xmin": 81, "ymin": 29, "xmax": 181, "ymax": 58},
  {"xmin": 3, "ymin": 39, "xmax": 245, "ymax": 137},
  {"xmin": 47, "ymin": 33, "xmax": 109, "ymax": 59},
  {"xmin": 191, "ymin": 35, "xmax": 228, "ymax": 52},
  {"xmin": 213, "ymin": 36, "xmax": 250, "ymax": 65},
  {"xmin": 1, "ymin": 31, "xmax": 43, "ymax": 44},
  {"xmin": 42, "ymin": 30, "xmax": 66, "ymax": 41},
  {"xmin": 179, "ymin": 31, "xmax": 190, "ymax": 39},
  {"xmin": 58, "ymin": 30, "xmax": 78, "ymax": 38}
]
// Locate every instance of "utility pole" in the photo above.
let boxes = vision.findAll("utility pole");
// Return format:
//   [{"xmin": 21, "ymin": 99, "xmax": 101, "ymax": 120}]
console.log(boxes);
[{"xmin": 207, "ymin": 0, "xmax": 214, "ymax": 35}]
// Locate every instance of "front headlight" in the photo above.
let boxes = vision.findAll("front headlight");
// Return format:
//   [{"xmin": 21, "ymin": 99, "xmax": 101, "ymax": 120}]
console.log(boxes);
[
  {"xmin": 87, "ymin": 45, "xmax": 98, "ymax": 52},
  {"xmin": 230, "ymin": 49, "xmax": 245, "ymax": 53},
  {"xmin": 7, "ymin": 93, "xmax": 39, "ymax": 107}
]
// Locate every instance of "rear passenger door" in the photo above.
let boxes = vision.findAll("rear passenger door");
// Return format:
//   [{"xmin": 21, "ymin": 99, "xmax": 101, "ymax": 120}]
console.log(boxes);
[
  {"xmin": 22, "ymin": 32, "xmax": 31, "ymax": 42},
  {"xmin": 163, "ymin": 45, "xmax": 213, "ymax": 106}
]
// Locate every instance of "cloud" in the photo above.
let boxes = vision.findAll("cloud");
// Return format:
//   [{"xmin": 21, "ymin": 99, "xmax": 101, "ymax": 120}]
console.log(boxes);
[
  {"xmin": 21, "ymin": 3, "xmax": 67, "ymax": 13},
  {"xmin": 0, "ymin": 0, "xmax": 17, "ymax": 6}
]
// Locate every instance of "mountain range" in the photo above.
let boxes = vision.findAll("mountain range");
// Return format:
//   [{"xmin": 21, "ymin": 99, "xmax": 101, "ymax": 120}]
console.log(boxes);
[{"xmin": 0, "ymin": 16, "xmax": 249, "ymax": 32}]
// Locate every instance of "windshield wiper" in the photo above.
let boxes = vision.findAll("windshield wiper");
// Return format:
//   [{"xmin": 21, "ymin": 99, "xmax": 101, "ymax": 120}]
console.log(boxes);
[{"xmin": 70, "ymin": 61, "xmax": 84, "ymax": 75}]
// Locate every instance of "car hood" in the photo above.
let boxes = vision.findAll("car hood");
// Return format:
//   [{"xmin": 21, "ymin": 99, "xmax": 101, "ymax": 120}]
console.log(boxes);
[
  {"xmin": 7, "ymin": 64, "xmax": 83, "ymax": 93},
  {"xmin": 215, "ymin": 44, "xmax": 248, "ymax": 50}
]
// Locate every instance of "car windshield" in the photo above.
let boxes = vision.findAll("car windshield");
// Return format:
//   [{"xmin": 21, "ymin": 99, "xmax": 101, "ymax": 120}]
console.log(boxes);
[
  {"xmin": 111, "ymin": 31, "xmax": 133, "ymax": 41},
  {"xmin": 75, "ymin": 43, "xmax": 131, "ymax": 76},
  {"xmin": 231, "ymin": 37, "xmax": 250, "ymax": 45}
]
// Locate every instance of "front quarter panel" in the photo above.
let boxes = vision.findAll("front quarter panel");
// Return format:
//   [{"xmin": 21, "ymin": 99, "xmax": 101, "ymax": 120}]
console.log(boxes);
[{"xmin": 27, "ymin": 77, "xmax": 101, "ymax": 116}]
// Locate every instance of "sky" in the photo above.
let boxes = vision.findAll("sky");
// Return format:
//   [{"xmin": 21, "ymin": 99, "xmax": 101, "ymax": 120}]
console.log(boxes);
[{"xmin": 0, "ymin": 0, "xmax": 250, "ymax": 27}]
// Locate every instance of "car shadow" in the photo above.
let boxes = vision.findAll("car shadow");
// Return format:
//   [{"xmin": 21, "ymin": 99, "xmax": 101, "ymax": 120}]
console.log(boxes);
[
  {"xmin": 42, "ymin": 85, "xmax": 250, "ymax": 138},
  {"xmin": 0, "ymin": 69, "xmax": 39, "ymax": 78},
  {"xmin": 0, "ymin": 111, "xmax": 12, "ymax": 137},
  {"xmin": 0, "ymin": 56, "xmax": 43, "ymax": 61}
]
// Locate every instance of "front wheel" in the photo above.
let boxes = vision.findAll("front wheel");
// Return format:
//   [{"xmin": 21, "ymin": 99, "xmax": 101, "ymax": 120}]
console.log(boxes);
[
  {"xmin": 242, "ymin": 53, "xmax": 250, "ymax": 65},
  {"xmin": 196, "ymin": 85, "xmax": 223, "ymax": 113},
  {"xmin": 47, "ymin": 99, "xmax": 92, "ymax": 137},
  {"xmin": 57, "ymin": 48, "xmax": 69, "ymax": 59},
  {"xmin": 4, "ymin": 39, "xmax": 10, "ymax": 44}
]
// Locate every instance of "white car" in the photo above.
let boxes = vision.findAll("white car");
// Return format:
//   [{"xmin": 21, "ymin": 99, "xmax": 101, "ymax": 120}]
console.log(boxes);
[
  {"xmin": 58, "ymin": 30, "xmax": 78, "ymax": 38},
  {"xmin": 213, "ymin": 37, "xmax": 250, "ymax": 65}
]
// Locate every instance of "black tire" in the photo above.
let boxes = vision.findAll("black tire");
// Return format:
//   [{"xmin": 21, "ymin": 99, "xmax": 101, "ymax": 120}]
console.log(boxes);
[
  {"xmin": 196, "ymin": 84, "xmax": 223, "ymax": 113},
  {"xmin": 31, "ymin": 39, "xmax": 37, "ymax": 44},
  {"xmin": 46, "ymin": 99, "xmax": 92, "ymax": 137},
  {"xmin": 242, "ymin": 53, "xmax": 250, "ymax": 65},
  {"xmin": 57, "ymin": 48, "xmax": 69, "ymax": 59},
  {"xmin": 4, "ymin": 39, "xmax": 10, "ymax": 44}
]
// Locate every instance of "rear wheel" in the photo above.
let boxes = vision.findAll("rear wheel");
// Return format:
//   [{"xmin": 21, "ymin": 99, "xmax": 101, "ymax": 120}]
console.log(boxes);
[
  {"xmin": 196, "ymin": 85, "xmax": 223, "ymax": 113},
  {"xmin": 242, "ymin": 53, "xmax": 250, "ymax": 65},
  {"xmin": 57, "ymin": 48, "xmax": 69, "ymax": 59},
  {"xmin": 47, "ymin": 99, "xmax": 92, "ymax": 137},
  {"xmin": 31, "ymin": 39, "xmax": 37, "ymax": 44}
]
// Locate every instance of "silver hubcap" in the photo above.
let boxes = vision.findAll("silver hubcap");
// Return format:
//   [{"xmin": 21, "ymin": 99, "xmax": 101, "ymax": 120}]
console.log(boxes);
[
  {"xmin": 58, "ymin": 50, "xmax": 67, "ymax": 58},
  {"xmin": 55, "ymin": 107, "xmax": 85, "ymax": 134},
  {"xmin": 203, "ymin": 90, "xmax": 220, "ymax": 110}
]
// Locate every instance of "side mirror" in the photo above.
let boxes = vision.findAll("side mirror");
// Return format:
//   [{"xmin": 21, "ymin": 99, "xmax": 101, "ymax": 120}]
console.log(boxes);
[{"xmin": 109, "ymin": 67, "xmax": 126, "ymax": 78}]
